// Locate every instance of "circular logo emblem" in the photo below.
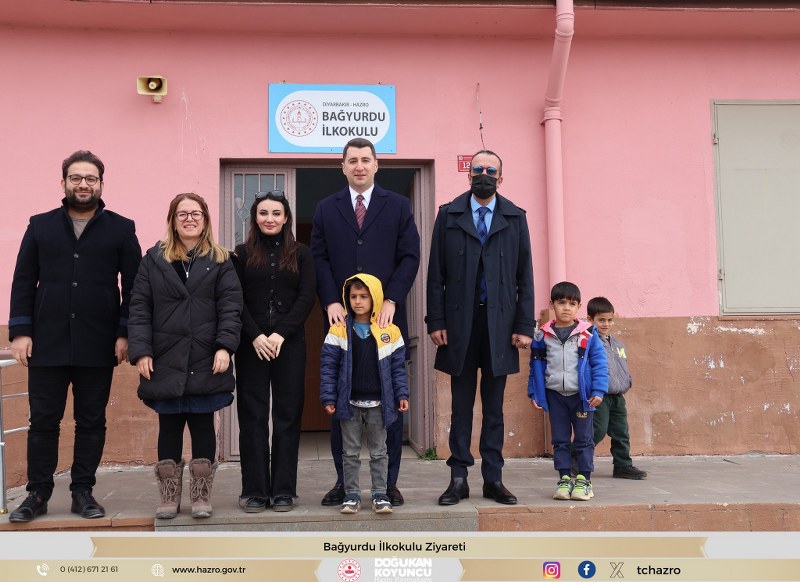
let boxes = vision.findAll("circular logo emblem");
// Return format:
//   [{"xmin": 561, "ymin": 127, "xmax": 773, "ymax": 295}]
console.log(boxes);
[
  {"xmin": 337, "ymin": 559, "xmax": 361, "ymax": 582},
  {"xmin": 151, "ymin": 563, "xmax": 165, "ymax": 577},
  {"xmin": 380, "ymin": 333, "xmax": 391, "ymax": 344},
  {"xmin": 280, "ymin": 100, "xmax": 318, "ymax": 137},
  {"xmin": 578, "ymin": 560, "xmax": 596, "ymax": 579}
]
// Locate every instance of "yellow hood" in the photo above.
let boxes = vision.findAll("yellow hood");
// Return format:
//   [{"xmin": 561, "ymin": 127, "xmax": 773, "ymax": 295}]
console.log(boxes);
[{"xmin": 342, "ymin": 273, "xmax": 384, "ymax": 324}]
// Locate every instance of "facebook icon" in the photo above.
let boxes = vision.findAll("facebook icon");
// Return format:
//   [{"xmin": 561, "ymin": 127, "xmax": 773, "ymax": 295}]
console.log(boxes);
[{"xmin": 578, "ymin": 561, "xmax": 596, "ymax": 579}]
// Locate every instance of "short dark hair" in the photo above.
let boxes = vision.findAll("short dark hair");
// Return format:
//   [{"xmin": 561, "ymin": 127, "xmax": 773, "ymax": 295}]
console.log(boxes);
[
  {"xmin": 62, "ymin": 150, "xmax": 105, "ymax": 180},
  {"xmin": 344, "ymin": 277, "xmax": 370, "ymax": 297},
  {"xmin": 471, "ymin": 149, "xmax": 503, "ymax": 176},
  {"xmin": 550, "ymin": 281, "xmax": 581, "ymax": 303},
  {"xmin": 342, "ymin": 138, "xmax": 376, "ymax": 160},
  {"xmin": 587, "ymin": 296, "xmax": 615, "ymax": 318}
]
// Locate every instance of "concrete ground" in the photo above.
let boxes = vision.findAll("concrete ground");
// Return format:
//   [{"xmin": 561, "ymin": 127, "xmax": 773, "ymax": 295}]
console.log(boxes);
[{"xmin": 2, "ymin": 433, "xmax": 799, "ymax": 532}]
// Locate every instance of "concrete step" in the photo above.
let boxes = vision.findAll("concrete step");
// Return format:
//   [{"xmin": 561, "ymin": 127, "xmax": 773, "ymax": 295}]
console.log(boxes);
[{"xmin": 3, "ymin": 454, "xmax": 799, "ymax": 532}]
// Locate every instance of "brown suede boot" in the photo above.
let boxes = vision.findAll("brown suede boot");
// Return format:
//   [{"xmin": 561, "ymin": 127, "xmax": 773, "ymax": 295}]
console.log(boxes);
[
  {"xmin": 189, "ymin": 458, "xmax": 218, "ymax": 518},
  {"xmin": 154, "ymin": 459, "xmax": 184, "ymax": 519}
]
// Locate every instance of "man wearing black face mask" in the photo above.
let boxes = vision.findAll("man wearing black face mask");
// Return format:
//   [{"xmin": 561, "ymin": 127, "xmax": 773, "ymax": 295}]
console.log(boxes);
[{"xmin": 426, "ymin": 149, "xmax": 535, "ymax": 506}]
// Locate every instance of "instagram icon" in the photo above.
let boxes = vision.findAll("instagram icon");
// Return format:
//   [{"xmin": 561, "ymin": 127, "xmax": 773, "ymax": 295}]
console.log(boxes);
[{"xmin": 543, "ymin": 561, "xmax": 561, "ymax": 579}]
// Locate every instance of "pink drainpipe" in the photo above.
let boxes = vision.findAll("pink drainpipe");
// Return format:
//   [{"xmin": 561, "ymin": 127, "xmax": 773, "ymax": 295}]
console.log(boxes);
[{"xmin": 542, "ymin": 0, "xmax": 575, "ymax": 285}]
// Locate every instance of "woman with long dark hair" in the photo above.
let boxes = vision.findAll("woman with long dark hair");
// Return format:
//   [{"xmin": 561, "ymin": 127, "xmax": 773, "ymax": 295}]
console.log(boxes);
[
  {"xmin": 128, "ymin": 193, "xmax": 242, "ymax": 519},
  {"xmin": 234, "ymin": 190, "xmax": 316, "ymax": 512}
]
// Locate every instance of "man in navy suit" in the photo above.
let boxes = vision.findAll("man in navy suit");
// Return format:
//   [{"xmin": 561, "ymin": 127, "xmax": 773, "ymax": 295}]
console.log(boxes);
[{"xmin": 311, "ymin": 138, "xmax": 420, "ymax": 507}]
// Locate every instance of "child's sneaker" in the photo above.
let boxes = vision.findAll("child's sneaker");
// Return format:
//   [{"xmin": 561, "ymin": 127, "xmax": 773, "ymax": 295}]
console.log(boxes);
[
  {"xmin": 553, "ymin": 475, "xmax": 573, "ymax": 500},
  {"xmin": 371, "ymin": 494, "xmax": 393, "ymax": 514},
  {"xmin": 571, "ymin": 475, "xmax": 594, "ymax": 501},
  {"xmin": 340, "ymin": 495, "xmax": 361, "ymax": 514}
]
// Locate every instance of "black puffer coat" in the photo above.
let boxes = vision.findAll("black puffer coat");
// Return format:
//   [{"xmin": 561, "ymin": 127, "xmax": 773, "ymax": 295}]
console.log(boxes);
[{"xmin": 128, "ymin": 244, "xmax": 243, "ymax": 401}]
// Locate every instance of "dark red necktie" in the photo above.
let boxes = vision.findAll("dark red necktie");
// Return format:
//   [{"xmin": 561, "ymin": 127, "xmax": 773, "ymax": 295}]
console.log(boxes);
[{"xmin": 355, "ymin": 194, "xmax": 366, "ymax": 229}]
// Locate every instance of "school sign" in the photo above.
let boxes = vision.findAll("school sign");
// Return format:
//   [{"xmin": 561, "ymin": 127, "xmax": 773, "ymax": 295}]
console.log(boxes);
[{"xmin": 269, "ymin": 84, "xmax": 396, "ymax": 154}]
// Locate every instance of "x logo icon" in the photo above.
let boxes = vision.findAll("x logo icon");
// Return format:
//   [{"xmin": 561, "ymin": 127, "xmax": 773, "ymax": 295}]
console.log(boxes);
[{"xmin": 610, "ymin": 562, "xmax": 625, "ymax": 578}]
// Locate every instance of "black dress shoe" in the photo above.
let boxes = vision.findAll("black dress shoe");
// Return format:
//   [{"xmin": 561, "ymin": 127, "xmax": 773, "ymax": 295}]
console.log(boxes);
[
  {"xmin": 438, "ymin": 478, "xmax": 469, "ymax": 505},
  {"xmin": 321, "ymin": 482, "xmax": 344, "ymax": 506},
  {"xmin": 9, "ymin": 492, "xmax": 48, "ymax": 523},
  {"xmin": 482, "ymin": 481, "xmax": 518, "ymax": 505},
  {"xmin": 387, "ymin": 484, "xmax": 404, "ymax": 506},
  {"xmin": 243, "ymin": 497, "xmax": 268, "ymax": 513},
  {"xmin": 273, "ymin": 495, "xmax": 294, "ymax": 512},
  {"xmin": 70, "ymin": 490, "xmax": 106, "ymax": 519}
]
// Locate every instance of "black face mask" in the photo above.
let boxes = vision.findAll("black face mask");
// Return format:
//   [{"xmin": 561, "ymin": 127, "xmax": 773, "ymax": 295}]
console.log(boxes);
[{"xmin": 470, "ymin": 173, "xmax": 498, "ymax": 199}]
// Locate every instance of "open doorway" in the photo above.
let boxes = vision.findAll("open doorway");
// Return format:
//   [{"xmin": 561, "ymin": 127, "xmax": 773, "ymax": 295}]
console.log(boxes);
[{"xmin": 219, "ymin": 163, "xmax": 433, "ymax": 460}]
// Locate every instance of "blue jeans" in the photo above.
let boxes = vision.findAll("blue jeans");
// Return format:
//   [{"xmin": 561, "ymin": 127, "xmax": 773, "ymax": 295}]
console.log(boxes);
[{"xmin": 340, "ymin": 405, "xmax": 387, "ymax": 497}]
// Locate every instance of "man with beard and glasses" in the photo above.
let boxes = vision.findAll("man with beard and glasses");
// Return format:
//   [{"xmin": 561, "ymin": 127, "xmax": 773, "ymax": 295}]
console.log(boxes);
[
  {"xmin": 8, "ymin": 150, "xmax": 142, "ymax": 523},
  {"xmin": 426, "ymin": 149, "xmax": 535, "ymax": 506}
]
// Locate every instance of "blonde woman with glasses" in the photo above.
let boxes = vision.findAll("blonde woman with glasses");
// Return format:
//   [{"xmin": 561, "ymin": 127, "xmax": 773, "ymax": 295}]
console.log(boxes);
[{"xmin": 128, "ymin": 193, "xmax": 242, "ymax": 519}]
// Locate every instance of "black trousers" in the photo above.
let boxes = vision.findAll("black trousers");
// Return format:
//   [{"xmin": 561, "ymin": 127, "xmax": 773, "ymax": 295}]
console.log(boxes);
[
  {"xmin": 157, "ymin": 412, "xmax": 216, "ymax": 462},
  {"xmin": 330, "ymin": 411, "xmax": 403, "ymax": 485},
  {"xmin": 236, "ymin": 336, "xmax": 306, "ymax": 499},
  {"xmin": 446, "ymin": 304, "xmax": 507, "ymax": 483},
  {"xmin": 26, "ymin": 366, "xmax": 114, "ymax": 499}
]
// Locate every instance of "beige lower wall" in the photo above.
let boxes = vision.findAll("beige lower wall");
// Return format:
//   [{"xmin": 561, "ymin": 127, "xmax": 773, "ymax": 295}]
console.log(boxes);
[
  {"xmin": 2, "ymin": 316, "xmax": 798, "ymax": 490},
  {"xmin": 0, "ymin": 327, "xmax": 157, "ymax": 489},
  {"xmin": 435, "ymin": 316, "xmax": 800, "ymax": 461}
]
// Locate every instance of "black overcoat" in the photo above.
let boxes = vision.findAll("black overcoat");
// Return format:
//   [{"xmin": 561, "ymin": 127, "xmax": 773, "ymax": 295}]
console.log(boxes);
[
  {"xmin": 128, "ymin": 244, "xmax": 243, "ymax": 401},
  {"xmin": 425, "ymin": 192, "xmax": 535, "ymax": 377},
  {"xmin": 8, "ymin": 199, "xmax": 142, "ymax": 367}
]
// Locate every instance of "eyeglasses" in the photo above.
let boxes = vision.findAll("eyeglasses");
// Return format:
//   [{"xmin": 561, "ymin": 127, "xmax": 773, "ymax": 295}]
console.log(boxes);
[
  {"xmin": 175, "ymin": 211, "xmax": 205, "ymax": 221},
  {"xmin": 67, "ymin": 174, "xmax": 101, "ymax": 186},
  {"xmin": 470, "ymin": 165, "xmax": 499, "ymax": 177},
  {"xmin": 255, "ymin": 190, "xmax": 286, "ymax": 201}
]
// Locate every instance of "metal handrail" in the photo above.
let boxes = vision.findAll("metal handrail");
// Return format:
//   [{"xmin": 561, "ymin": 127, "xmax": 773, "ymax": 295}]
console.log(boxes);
[{"xmin": 0, "ymin": 356, "xmax": 27, "ymax": 514}]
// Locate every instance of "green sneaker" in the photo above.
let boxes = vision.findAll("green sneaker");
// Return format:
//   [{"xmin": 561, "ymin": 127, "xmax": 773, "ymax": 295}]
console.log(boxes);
[
  {"xmin": 553, "ymin": 475, "xmax": 573, "ymax": 500},
  {"xmin": 571, "ymin": 475, "xmax": 594, "ymax": 501}
]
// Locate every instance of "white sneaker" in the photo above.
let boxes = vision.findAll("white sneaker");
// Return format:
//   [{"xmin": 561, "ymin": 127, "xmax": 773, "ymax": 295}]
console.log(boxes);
[
  {"xmin": 553, "ymin": 475, "xmax": 573, "ymax": 500},
  {"xmin": 340, "ymin": 496, "xmax": 361, "ymax": 514},
  {"xmin": 571, "ymin": 475, "xmax": 594, "ymax": 501},
  {"xmin": 372, "ymin": 495, "xmax": 393, "ymax": 514}
]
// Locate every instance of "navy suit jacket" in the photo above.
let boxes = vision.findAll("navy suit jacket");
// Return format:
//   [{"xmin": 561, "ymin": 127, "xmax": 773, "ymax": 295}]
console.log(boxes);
[{"xmin": 310, "ymin": 183, "xmax": 420, "ymax": 340}]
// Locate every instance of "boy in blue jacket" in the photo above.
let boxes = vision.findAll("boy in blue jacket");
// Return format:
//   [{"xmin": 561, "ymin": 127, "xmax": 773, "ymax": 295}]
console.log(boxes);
[
  {"xmin": 319, "ymin": 274, "xmax": 409, "ymax": 514},
  {"xmin": 528, "ymin": 281, "xmax": 608, "ymax": 501}
]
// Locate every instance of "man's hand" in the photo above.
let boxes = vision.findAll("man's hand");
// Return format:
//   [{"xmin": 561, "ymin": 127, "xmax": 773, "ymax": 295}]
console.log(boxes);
[
  {"xmin": 512, "ymin": 334, "xmax": 532, "ymax": 350},
  {"xmin": 587, "ymin": 395, "xmax": 603, "ymax": 408},
  {"xmin": 324, "ymin": 404, "xmax": 336, "ymax": 415},
  {"xmin": 530, "ymin": 399, "xmax": 543, "ymax": 410},
  {"xmin": 398, "ymin": 399, "xmax": 409, "ymax": 412},
  {"xmin": 115, "ymin": 337, "xmax": 129, "ymax": 364},
  {"xmin": 137, "ymin": 356, "xmax": 154, "ymax": 380},
  {"xmin": 212, "ymin": 349, "xmax": 230, "ymax": 374},
  {"xmin": 326, "ymin": 302, "xmax": 346, "ymax": 327},
  {"xmin": 11, "ymin": 336, "xmax": 32, "ymax": 367},
  {"xmin": 377, "ymin": 301, "xmax": 396, "ymax": 328},
  {"xmin": 429, "ymin": 329, "xmax": 448, "ymax": 347}
]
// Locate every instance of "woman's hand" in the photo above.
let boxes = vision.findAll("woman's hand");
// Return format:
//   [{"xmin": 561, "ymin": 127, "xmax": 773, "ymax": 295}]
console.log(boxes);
[
  {"xmin": 137, "ymin": 356, "xmax": 154, "ymax": 380},
  {"xmin": 212, "ymin": 349, "xmax": 230, "ymax": 374},
  {"xmin": 252, "ymin": 334, "xmax": 271, "ymax": 361},
  {"xmin": 264, "ymin": 333, "xmax": 285, "ymax": 360}
]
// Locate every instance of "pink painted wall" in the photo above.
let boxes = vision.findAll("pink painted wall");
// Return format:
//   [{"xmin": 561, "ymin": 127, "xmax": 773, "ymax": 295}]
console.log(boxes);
[
  {"xmin": 1, "ymin": 4, "xmax": 799, "ymax": 474},
  {"xmin": 2, "ymin": 6, "xmax": 799, "ymax": 322}
]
